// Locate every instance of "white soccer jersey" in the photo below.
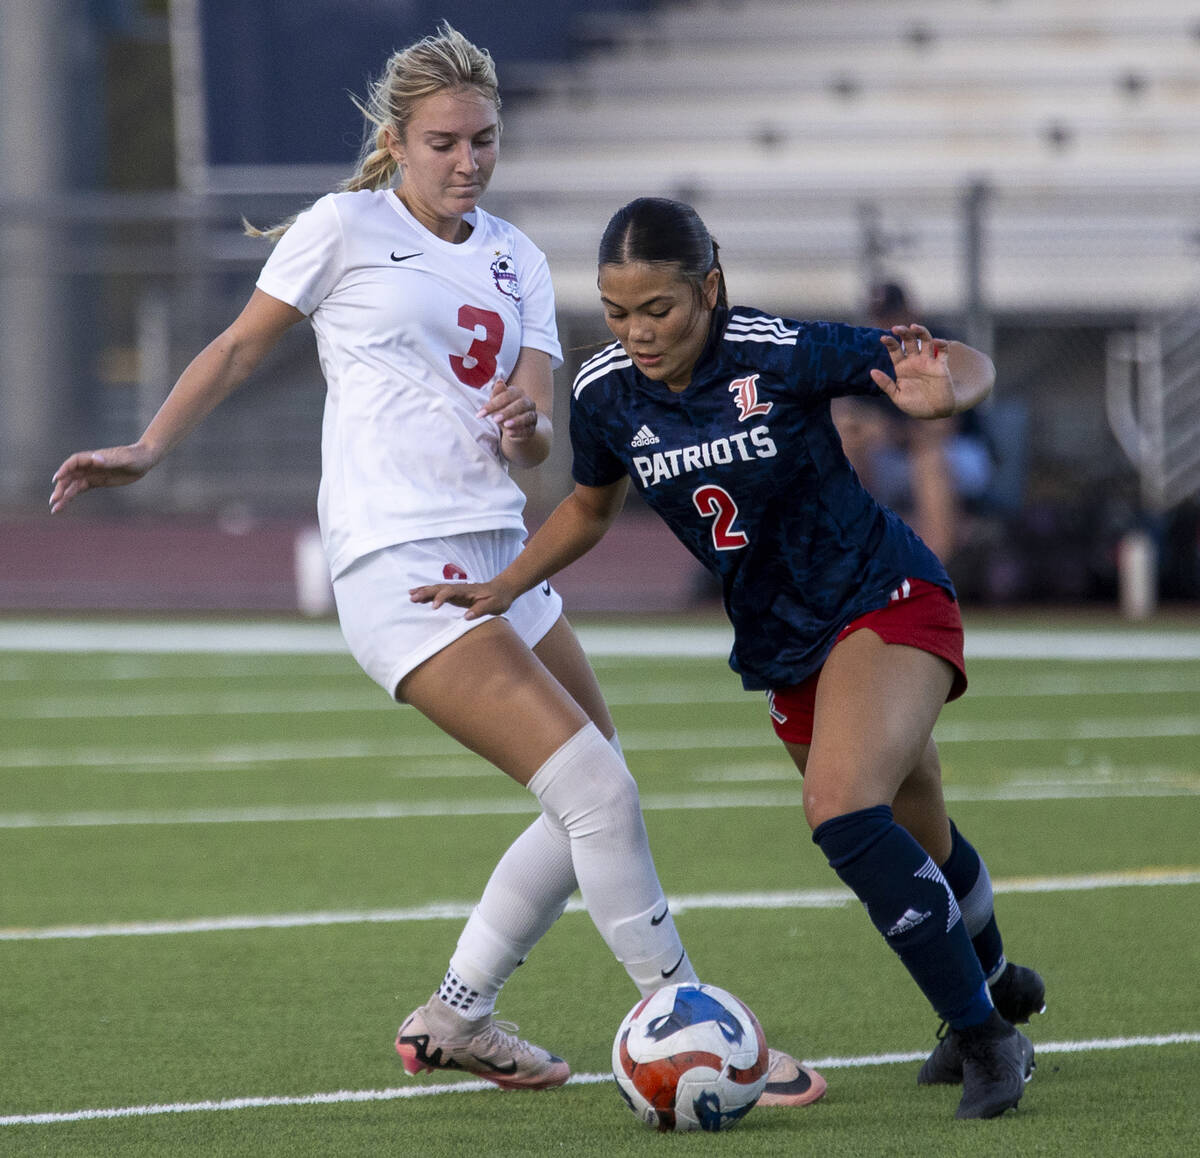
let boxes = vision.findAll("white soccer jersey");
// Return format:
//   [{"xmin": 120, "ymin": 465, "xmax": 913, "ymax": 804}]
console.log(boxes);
[{"xmin": 256, "ymin": 189, "xmax": 563, "ymax": 579}]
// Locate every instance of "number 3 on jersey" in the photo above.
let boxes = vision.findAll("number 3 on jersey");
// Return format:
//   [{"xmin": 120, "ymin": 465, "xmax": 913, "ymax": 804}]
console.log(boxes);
[
  {"xmin": 693, "ymin": 484, "xmax": 749, "ymax": 551},
  {"xmin": 450, "ymin": 305, "xmax": 504, "ymax": 389}
]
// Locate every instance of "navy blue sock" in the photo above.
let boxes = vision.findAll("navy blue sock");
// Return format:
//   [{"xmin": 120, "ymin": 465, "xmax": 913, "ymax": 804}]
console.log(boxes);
[
  {"xmin": 814, "ymin": 805, "xmax": 993, "ymax": 1028},
  {"xmin": 939, "ymin": 820, "xmax": 1006, "ymax": 981}
]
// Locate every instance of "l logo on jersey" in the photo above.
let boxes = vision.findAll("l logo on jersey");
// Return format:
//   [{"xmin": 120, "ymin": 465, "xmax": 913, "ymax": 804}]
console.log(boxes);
[
  {"xmin": 491, "ymin": 251, "xmax": 521, "ymax": 301},
  {"xmin": 729, "ymin": 374, "xmax": 773, "ymax": 421}
]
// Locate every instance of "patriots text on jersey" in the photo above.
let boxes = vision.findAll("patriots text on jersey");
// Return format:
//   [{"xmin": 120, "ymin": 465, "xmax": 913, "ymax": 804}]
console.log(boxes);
[{"xmin": 632, "ymin": 424, "xmax": 777, "ymax": 488}]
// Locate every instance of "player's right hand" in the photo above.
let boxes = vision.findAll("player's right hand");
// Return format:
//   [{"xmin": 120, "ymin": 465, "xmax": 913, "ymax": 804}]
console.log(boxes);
[{"xmin": 49, "ymin": 443, "xmax": 159, "ymax": 513}]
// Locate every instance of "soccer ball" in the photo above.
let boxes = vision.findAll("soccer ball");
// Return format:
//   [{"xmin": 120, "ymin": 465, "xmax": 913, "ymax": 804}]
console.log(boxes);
[{"xmin": 612, "ymin": 982, "xmax": 769, "ymax": 1132}]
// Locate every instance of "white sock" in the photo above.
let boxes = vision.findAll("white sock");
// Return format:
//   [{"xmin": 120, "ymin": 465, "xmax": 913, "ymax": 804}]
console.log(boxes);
[
  {"xmin": 442, "ymin": 812, "xmax": 575, "ymax": 1019},
  {"xmin": 528, "ymin": 723, "xmax": 698, "ymax": 995},
  {"xmin": 436, "ymin": 724, "xmax": 663, "ymax": 1015}
]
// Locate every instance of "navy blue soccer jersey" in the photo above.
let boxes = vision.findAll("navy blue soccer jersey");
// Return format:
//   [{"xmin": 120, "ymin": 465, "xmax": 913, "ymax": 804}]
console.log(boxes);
[{"xmin": 570, "ymin": 306, "xmax": 955, "ymax": 690}]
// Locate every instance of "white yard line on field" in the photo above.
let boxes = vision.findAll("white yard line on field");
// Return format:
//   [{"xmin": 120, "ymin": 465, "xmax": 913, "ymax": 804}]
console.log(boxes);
[
  {"xmin": 0, "ymin": 690, "xmax": 390, "ymax": 719},
  {"xmin": 3, "ymin": 868, "xmax": 1196, "ymax": 942},
  {"xmin": 932, "ymin": 715, "xmax": 1200, "ymax": 743},
  {"xmin": 5, "ymin": 671, "xmax": 1200, "ymax": 720},
  {"xmin": 2, "ymin": 620, "xmax": 1200, "ymax": 659},
  {"xmin": 2, "ymin": 771, "xmax": 1198, "ymax": 829},
  {"xmin": 5, "ymin": 711, "xmax": 1200, "ymax": 773},
  {"xmin": 0, "ymin": 621, "xmax": 353, "ymax": 655},
  {"xmin": 2, "ymin": 1032, "xmax": 1197, "ymax": 1127},
  {"xmin": 803, "ymin": 1032, "xmax": 1200, "ymax": 1070},
  {"xmin": 954, "ymin": 673, "xmax": 1200, "ymax": 698},
  {"xmin": 0, "ymin": 655, "xmax": 357, "ymax": 682},
  {"xmin": 694, "ymin": 761, "xmax": 1196, "ymax": 785},
  {"xmin": 0, "ymin": 735, "xmax": 470, "ymax": 771}
]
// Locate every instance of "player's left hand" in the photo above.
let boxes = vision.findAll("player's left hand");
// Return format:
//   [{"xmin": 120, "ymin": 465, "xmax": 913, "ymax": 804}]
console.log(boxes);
[
  {"xmin": 872, "ymin": 325, "xmax": 957, "ymax": 419},
  {"xmin": 477, "ymin": 378, "xmax": 539, "ymax": 442}
]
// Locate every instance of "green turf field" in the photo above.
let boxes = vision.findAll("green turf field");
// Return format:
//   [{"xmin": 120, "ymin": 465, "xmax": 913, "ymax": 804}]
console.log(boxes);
[{"xmin": 2, "ymin": 615, "xmax": 1198, "ymax": 1157}]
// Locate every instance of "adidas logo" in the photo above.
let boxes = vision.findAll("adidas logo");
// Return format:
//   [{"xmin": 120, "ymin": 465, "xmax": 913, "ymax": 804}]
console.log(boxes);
[
  {"xmin": 886, "ymin": 908, "xmax": 931, "ymax": 938},
  {"xmin": 630, "ymin": 424, "xmax": 660, "ymax": 447}
]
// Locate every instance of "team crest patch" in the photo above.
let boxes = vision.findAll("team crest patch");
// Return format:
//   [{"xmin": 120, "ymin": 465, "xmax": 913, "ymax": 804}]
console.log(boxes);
[
  {"xmin": 729, "ymin": 374, "xmax": 772, "ymax": 421},
  {"xmin": 490, "ymin": 251, "xmax": 521, "ymax": 301}
]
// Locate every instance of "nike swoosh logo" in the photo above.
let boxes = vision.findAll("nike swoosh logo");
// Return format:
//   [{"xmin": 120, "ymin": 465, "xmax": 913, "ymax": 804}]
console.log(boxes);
[
  {"xmin": 650, "ymin": 905, "xmax": 669, "ymax": 926},
  {"xmin": 540, "ymin": 581, "xmax": 552, "ymax": 597},
  {"xmin": 471, "ymin": 1055, "xmax": 519, "ymax": 1075},
  {"xmin": 661, "ymin": 951, "xmax": 686, "ymax": 979},
  {"xmin": 390, "ymin": 251, "xmax": 423, "ymax": 263}
]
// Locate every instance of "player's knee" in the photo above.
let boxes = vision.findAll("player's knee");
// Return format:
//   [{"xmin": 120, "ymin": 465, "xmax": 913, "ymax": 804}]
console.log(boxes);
[
  {"xmin": 584, "ymin": 751, "xmax": 642, "ymax": 824},
  {"xmin": 802, "ymin": 772, "xmax": 862, "ymax": 832},
  {"xmin": 803, "ymin": 755, "xmax": 903, "ymax": 832},
  {"xmin": 528, "ymin": 722, "xmax": 642, "ymax": 835},
  {"xmin": 803, "ymin": 791, "xmax": 840, "ymax": 833}
]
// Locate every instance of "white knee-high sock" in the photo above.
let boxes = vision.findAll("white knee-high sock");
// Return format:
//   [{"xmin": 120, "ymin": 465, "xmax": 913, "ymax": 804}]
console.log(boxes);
[
  {"xmin": 527, "ymin": 723, "xmax": 697, "ymax": 995},
  {"xmin": 440, "ymin": 727, "xmax": 676, "ymax": 1018}
]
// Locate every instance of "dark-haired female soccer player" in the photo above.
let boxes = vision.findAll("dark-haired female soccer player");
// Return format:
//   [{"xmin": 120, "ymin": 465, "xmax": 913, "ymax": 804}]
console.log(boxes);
[{"xmin": 412, "ymin": 196, "xmax": 1045, "ymax": 1120}]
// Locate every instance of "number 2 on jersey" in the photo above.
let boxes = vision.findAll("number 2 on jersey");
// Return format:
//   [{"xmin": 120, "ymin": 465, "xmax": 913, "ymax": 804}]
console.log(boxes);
[
  {"xmin": 450, "ymin": 305, "xmax": 504, "ymax": 389},
  {"xmin": 692, "ymin": 484, "xmax": 749, "ymax": 551}
]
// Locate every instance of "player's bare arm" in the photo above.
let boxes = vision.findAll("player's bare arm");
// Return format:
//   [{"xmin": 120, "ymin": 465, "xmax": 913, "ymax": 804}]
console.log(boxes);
[
  {"xmin": 482, "ymin": 347, "xmax": 554, "ymax": 468},
  {"xmin": 410, "ymin": 477, "xmax": 629, "ymax": 618},
  {"xmin": 871, "ymin": 324, "xmax": 994, "ymax": 420},
  {"xmin": 50, "ymin": 289, "xmax": 303, "ymax": 513}
]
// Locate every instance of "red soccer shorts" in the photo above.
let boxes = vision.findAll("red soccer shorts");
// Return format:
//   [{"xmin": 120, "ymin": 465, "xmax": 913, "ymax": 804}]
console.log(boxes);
[{"xmin": 766, "ymin": 578, "xmax": 967, "ymax": 746}]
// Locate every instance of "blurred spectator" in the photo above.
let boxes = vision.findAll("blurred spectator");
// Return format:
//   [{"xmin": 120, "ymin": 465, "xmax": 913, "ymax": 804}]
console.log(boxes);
[{"xmin": 833, "ymin": 280, "xmax": 998, "ymax": 573}]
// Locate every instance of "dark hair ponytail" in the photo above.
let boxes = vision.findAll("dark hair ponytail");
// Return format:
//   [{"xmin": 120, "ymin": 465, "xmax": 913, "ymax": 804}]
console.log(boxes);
[
  {"xmin": 598, "ymin": 197, "xmax": 728, "ymax": 310},
  {"xmin": 708, "ymin": 238, "xmax": 727, "ymax": 310}
]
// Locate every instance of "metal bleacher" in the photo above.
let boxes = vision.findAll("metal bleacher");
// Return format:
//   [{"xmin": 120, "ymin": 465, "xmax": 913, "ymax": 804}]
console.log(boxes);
[
  {"xmin": 489, "ymin": 0, "xmax": 1200, "ymax": 317},
  {"xmin": 63, "ymin": 0, "xmax": 1200, "ymax": 540}
]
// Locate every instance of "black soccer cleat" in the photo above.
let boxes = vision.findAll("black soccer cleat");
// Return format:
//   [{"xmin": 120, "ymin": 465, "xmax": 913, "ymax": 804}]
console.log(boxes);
[
  {"xmin": 918, "ymin": 963, "xmax": 1045, "ymax": 1086},
  {"xmin": 918, "ymin": 1020, "xmax": 963, "ymax": 1086},
  {"xmin": 952, "ymin": 1011, "xmax": 1035, "ymax": 1119},
  {"xmin": 990, "ymin": 963, "xmax": 1046, "ymax": 1025}
]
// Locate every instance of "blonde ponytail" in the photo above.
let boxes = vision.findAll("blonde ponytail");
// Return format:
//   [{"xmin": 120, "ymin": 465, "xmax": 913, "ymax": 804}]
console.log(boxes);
[{"xmin": 340, "ymin": 139, "xmax": 399, "ymax": 195}]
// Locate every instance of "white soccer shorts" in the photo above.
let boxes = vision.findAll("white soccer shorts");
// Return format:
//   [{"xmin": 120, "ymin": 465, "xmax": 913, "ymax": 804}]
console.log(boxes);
[{"xmin": 333, "ymin": 528, "xmax": 563, "ymax": 700}]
